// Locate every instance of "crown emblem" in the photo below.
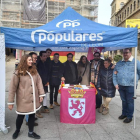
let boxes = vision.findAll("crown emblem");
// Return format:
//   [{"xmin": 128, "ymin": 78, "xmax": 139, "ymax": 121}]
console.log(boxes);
[{"xmin": 68, "ymin": 88, "xmax": 86, "ymax": 98}]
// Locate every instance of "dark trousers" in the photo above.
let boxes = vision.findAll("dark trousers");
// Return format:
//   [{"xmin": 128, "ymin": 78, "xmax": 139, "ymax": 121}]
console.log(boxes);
[
  {"xmin": 16, "ymin": 113, "xmax": 35, "ymax": 132},
  {"xmin": 96, "ymin": 86, "xmax": 102, "ymax": 108},
  {"xmin": 50, "ymin": 85, "xmax": 59, "ymax": 104},
  {"xmin": 43, "ymin": 85, "xmax": 48, "ymax": 93},
  {"xmin": 119, "ymin": 85, "xmax": 134, "ymax": 119}
]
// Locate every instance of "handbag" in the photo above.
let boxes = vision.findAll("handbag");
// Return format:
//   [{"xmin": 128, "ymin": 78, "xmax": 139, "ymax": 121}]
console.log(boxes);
[{"xmin": 78, "ymin": 65, "xmax": 87, "ymax": 83}]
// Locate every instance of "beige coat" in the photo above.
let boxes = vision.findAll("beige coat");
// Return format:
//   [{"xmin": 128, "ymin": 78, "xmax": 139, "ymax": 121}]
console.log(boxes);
[
  {"xmin": 8, "ymin": 71, "xmax": 45, "ymax": 115},
  {"xmin": 77, "ymin": 62, "xmax": 90, "ymax": 85}
]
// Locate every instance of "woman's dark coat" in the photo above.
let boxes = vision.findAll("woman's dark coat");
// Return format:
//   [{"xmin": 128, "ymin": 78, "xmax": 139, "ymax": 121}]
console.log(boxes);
[{"xmin": 97, "ymin": 65, "xmax": 116, "ymax": 98}]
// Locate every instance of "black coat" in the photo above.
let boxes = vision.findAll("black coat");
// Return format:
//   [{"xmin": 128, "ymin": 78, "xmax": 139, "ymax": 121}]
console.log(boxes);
[
  {"xmin": 37, "ymin": 60, "xmax": 50, "ymax": 92},
  {"xmin": 46, "ymin": 57, "xmax": 51, "ymax": 66},
  {"xmin": 49, "ymin": 60, "xmax": 64, "ymax": 86},
  {"xmin": 97, "ymin": 65, "xmax": 116, "ymax": 98},
  {"xmin": 63, "ymin": 61, "xmax": 78, "ymax": 84},
  {"xmin": 37, "ymin": 56, "xmax": 51, "ymax": 65}
]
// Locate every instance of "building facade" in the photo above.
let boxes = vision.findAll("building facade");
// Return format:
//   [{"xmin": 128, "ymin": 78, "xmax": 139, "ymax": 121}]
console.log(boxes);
[
  {"xmin": 0, "ymin": 0, "xmax": 99, "ymax": 29},
  {"xmin": 110, "ymin": 0, "xmax": 140, "ymax": 60},
  {"xmin": 110, "ymin": 0, "xmax": 128, "ymax": 26},
  {"xmin": 0, "ymin": 0, "xmax": 99, "ymax": 60}
]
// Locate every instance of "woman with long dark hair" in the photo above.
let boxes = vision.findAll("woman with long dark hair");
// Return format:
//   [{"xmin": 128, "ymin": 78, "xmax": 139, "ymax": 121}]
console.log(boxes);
[
  {"xmin": 77, "ymin": 55, "xmax": 90, "ymax": 85},
  {"xmin": 8, "ymin": 54, "xmax": 45, "ymax": 139}
]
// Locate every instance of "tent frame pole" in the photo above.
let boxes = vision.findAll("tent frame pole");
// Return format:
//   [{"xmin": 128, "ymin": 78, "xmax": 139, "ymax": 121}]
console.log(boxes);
[{"xmin": 134, "ymin": 46, "xmax": 137, "ymax": 129}]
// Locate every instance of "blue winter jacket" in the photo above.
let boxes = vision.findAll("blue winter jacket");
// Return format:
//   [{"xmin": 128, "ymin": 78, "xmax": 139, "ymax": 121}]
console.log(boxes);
[{"xmin": 113, "ymin": 58, "xmax": 140, "ymax": 86}]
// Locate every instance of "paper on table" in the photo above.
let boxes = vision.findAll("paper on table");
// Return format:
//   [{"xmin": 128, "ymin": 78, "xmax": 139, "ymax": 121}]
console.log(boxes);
[
  {"xmin": 81, "ymin": 85, "xmax": 89, "ymax": 89},
  {"xmin": 63, "ymin": 87, "xmax": 68, "ymax": 89},
  {"xmin": 65, "ymin": 84, "xmax": 69, "ymax": 86}
]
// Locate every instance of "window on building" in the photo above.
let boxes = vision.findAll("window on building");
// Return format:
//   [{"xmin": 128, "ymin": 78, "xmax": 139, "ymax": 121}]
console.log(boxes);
[
  {"xmin": 120, "ymin": 2, "xmax": 124, "ymax": 8},
  {"xmin": 113, "ymin": 6, "xmax": 114, "ymax": 13},
  {"xmin": 134, "ymin": 1, "xmax": 136, "ymax": 10},
  {"xmin": 125, "ymin": 9, "xmax": 126, "ymax": 18},
  {"xmin": 114, "ymin": 50, "xmax": 117, "ymax": 55},
  {"xmin": 118, "ymin": 16, "xmax": 120, "ymax": 23},
  {"xmin": 122, "ymin": 12, "xmax": 124, "ymax": 20},
  {"xmin": 88, "ymin": 0, "xmax": 91, "ymax": 4},
  {"xmin": 138, "ymin": 0, "xmax": 140, "ymax": 8},
  {"xmin": 70, "ymin": 0, "xmax": 74, "ymax": 4},
  {"xmin": 127, "ymin": 7, "xmax": 129, "ymax": 16},
  {"xmin": 120, "ymin": 15, "xmax": 121, "ymax": 22},
  {"xmin": 138, "ymin": 38, "xmax": 140, "ymax": 51},
  {"xmin": 114, "ymin": 20, "xmax": 116, "ymax": 26},
  {"xmin": 130, "ymin": 4, "xmax": 132, "ymax": 13},
  {"xmin": 120, "ymin": 49, "xmax": 123, "ymax": 54}
]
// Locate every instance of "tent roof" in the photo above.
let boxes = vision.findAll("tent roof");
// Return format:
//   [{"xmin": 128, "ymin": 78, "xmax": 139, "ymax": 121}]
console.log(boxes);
[{"xmin": 0, "ymin": 7, "xmax": 138, "ymax": 52}]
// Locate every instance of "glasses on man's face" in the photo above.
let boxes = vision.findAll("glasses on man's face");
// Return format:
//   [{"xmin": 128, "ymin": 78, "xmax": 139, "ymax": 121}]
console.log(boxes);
[
  {"xmin": 123, "ymin": 52, "xmax": 130, "ymax": 54},
  {"xmin": 94, "ymin": 55, "xmax": 100, "ymax": 57}
]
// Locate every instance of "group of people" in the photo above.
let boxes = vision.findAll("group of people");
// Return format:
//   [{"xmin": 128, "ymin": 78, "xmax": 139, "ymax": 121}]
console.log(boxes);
[{"xmin": 7, "ymin": 48, "xmax": 140, "ymax": 139}]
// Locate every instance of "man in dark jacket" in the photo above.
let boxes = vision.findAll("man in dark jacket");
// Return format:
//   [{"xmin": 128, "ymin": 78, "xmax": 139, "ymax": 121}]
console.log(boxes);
[
  {"xmin": 90, "ymin": 52, "xmax": 104, "ymax": 109},
  {"xmin": 37, "ymin": 51, "xmax": 50, "ymax": 113},
  {"xmin": 61, "ymin": 53, "xmax": 78, "ymax": 84},
  {"xmin": 36, "ymin": 48, "xmax": 52, "ymax": 64},
  {"xmin": 49, "ymin": 53, "xmax": 64, "ymax": 109}
]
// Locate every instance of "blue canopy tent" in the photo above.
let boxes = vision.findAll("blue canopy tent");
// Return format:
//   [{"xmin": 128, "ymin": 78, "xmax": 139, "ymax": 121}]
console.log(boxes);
[
  {"xmin": 0, "ymin": 7, "xmax": 138, "ymax": 51},
  {"xmin": 0, "ymin": 7, "xmax": 138, "ymax": 128}
]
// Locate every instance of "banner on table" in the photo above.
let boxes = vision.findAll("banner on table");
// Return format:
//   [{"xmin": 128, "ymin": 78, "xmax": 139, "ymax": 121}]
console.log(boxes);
[
  {"xmin": 68, "ymin": 98, "xmax": 85, "ymax": 119},
  {"xmin": 60, "ymin": 88, "xmax": 96, "ymax": 124}
]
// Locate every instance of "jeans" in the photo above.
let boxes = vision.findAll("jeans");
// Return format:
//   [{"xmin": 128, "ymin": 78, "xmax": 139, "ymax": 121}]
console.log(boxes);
[
  {"xmin": 118, "ymin": 85, "xmax": 134, "ymax": 119},
  {"xmin": 50, "ymin": 85, "xmax": 59, "ymax": 104},
  {"xmin": 25, "ymin": 115, "xmax": 29, "ymax": 122},
  {"xmin": 96, "ymin": 87, "xmax": 102, "ymax": 108}
]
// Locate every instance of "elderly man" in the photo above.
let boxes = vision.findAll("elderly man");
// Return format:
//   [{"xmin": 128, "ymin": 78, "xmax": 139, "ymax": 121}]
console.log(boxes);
[{"xmin": 113, "ymin": 48, "xmax": 140, "ymax": 123}]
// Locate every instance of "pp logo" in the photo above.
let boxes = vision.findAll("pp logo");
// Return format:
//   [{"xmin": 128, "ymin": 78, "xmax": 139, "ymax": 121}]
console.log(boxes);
[{"xmin": 56, "ymin": 20, "xmax": 80, "ymax": 28}]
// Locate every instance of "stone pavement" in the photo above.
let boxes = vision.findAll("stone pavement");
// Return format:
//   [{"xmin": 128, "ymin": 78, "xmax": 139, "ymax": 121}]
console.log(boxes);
[{"xmin": 1, "ymin": 56, "xmax": 140, "ymax": 140}]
